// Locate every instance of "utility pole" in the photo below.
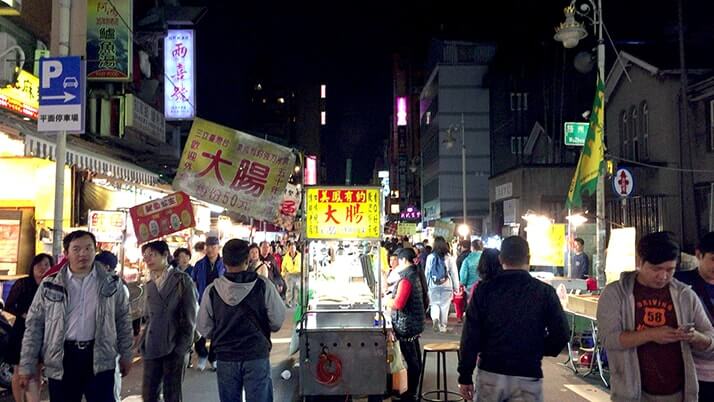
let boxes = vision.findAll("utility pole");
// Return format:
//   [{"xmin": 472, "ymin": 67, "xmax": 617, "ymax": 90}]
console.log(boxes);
[
  {"xmin": 52, "ymin": 0, "xmax": 71, "ymax": 259},
  {"xmin": 460, "ymin": 113, "xmax": 467, "ymax": 229}
]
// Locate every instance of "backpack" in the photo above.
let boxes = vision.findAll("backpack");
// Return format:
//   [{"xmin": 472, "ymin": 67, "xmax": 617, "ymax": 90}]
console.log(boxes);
[{"xmin": 429, "ymin": 252, "xmax": 449, "ymax": 285}]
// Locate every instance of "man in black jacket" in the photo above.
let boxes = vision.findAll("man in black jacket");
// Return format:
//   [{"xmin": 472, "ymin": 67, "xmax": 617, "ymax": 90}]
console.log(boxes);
[
  {"xmin": 389, "ymin": 248, "xmax": 426, "ymax": 401},
  {"xmin": 457, "ymin": 236, "xmax": 569, "ymax": 402}
]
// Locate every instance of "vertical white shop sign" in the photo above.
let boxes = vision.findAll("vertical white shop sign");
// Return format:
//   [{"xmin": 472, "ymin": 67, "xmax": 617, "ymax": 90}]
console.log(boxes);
[{"xmin": 164, "ymin": 29, "xmax": 196, "ymax": 120}]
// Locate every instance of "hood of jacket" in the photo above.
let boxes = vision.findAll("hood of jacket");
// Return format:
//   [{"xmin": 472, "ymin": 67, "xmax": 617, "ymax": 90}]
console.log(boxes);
[
  {"xmin": 617, "ymin": 270, "xmax": 690, "ymax": 296},
  {"xmin": 213, "ymin": 271, "xmax": 258, "ymax": 306}
]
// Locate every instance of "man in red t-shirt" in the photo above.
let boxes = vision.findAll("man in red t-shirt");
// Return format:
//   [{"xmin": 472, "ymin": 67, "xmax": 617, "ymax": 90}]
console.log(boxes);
[{"xmin": 597, "ymin": 232, "xmax": 714, "ymax": 401}]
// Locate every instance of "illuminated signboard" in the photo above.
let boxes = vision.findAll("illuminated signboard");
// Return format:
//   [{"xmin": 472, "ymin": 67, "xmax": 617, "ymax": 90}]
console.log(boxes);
[
  {"xmin": 304, "ymin": 155, "xmax": 317, "ymax": 185},
  {"xmin": 306, "ymin": 187, "xmax": 381, "ymax": 240},
  {"xmin": 399, "ymin": 205, "xmax": 421, "ymax": 221},
  {"xmin": 164, "ymin": 29, "xmax": 196, "ymax": 120},
  {"xmin": 0, "ymin": 69, "xmax": 38, "ymax": 120},
  {"xmin": 397, "ymin": 96, "xmax": 407, "ymax": 126}
]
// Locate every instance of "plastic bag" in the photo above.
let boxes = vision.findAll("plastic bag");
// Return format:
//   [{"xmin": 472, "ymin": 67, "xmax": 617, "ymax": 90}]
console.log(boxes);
[{"xmin": 388, "ymin": 338, "xmax": 406, "ymax": 373}]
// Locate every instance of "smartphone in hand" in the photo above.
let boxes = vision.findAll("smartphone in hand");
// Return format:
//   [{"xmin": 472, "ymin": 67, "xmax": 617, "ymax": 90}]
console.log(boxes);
[{"xmin": 678, "ymin": 322, "xmax": 695, "ymax": 332}]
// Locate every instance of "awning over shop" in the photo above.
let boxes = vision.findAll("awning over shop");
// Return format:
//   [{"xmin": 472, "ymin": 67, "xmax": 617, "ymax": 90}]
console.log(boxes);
[{"xmin": 23, "ymin": 134, "xmax": 160, "ymax": 186}]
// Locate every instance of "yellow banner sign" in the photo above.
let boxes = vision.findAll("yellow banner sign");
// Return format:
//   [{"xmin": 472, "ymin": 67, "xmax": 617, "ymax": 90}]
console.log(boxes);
[
  {"xmin": 0, "ymin": 70, "xmax": 39, "ymax": 120},
  {"xmin": 173, "ymin": 118, "xmax": 295, "ymax": 222},
  {"xmin": 527, "ymin": 223, "xmax": 566, "ymax": 267},
  {"xmin": 397, "ymin": 222, "xmax": 417, "ymax": 237},
  {"xmin": 306, "ymin": 187, "xmax": 381, "ymax": 240}
]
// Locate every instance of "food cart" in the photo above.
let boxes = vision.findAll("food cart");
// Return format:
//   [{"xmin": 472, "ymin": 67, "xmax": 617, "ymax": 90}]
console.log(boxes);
[{"xmin": 298, "ymin": 187, "xmax": 387, "ymax": 400}]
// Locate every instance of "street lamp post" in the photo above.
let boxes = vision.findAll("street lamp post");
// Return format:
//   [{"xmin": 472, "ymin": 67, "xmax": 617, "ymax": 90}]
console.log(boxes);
[
  {"xmin": 555, "ymin": 0, "xmax": 606, "ymax": 287},
  {"xmin": 444, "ymin": 113, "xmax": 468, "ymax": 236}
]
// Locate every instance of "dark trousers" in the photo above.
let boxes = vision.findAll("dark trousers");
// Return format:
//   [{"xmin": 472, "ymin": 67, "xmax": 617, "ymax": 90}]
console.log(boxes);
[
  {"xmin": 399, "ymin": 337, "xmax": 422, "ymax": 401},
  {"xmin": 48, "ymin": 342, "xmax": 115, "ymax": 402},
  {"xmin": 194, "ymin": 336, "xmax": 216, "ymax": 362},
  {"xmin": 700, "ymin": 381, "xmax": 714, "ymax": 402},
  {"xmin": 142, "ymin": 352, "xmax": 188, "ymax": 402}
]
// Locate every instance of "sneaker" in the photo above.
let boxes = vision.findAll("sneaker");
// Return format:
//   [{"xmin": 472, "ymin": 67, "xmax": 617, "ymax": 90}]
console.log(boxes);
[
  {"xmin": 209, "ymin": 361, "xmax": 217, "ymax": 372},
  {"xmin": 197, "ymin": 356, "xmax": 208, "ymax": 371},
  {"xmin": 433, "ymin": 318, "xmax": 440, "ymax": 332},
  {"xmin": 439, "ymin": 325, "xmax": 448, "ymax": 333}
]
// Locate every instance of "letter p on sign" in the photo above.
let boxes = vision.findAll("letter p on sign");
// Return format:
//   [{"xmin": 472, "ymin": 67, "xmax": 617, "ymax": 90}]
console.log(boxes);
[{"xmin": 41, "ymin": 60, "xmax": 62, "ymax": 88}]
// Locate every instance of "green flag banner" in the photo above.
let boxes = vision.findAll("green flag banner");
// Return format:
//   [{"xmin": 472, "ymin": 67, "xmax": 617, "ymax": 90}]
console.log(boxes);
[{"xmin": 566, "ymin": 76, "xmax": 605, "ymax": 209}]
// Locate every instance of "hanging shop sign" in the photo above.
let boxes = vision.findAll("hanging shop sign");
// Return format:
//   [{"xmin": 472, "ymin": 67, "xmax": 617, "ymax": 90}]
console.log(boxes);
[
  {"xmin": 397, "ymin": 222, "xmax": 417, "ymax": 237},
  {"xmin": 164, "ymin": 29, "xmax": 196, "ymax": 120},
  {"xmin": 0, "ymin": 69, "xmax": 38, "ymax": 120},
  {"xmin": 88, "ymin": 210, "xmax": 127, "ymax": 243},
  {"xmin": 129, "ymin": 191, "xmax": 195, "ymax": 244},
  {"xmin": 173, "ymin": 118, "xmax": 295, "ymax": 223},
  {"xmin": 276, "ymin": 183, "xmax": 301, "ymax": 231},
  {"xmin": 87, "ymin": 0, "xmax": 132, "ymax": 80},
  {"xmin": 432, "ymin": 220, "xmax": 456, "ymax": 241},
  {"xmin": 305, "ymin": 187, "xmax": 381, "ymax": 240},
  {"xmin": 125, "ymin": 94, "xmax": 166, "ymax": 142}
]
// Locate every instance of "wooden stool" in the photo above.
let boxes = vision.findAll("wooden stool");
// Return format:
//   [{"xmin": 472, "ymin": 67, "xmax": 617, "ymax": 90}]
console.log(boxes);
[{"xmin": 418, "ymin": 342, "xmax": 463, "ymax": 402}]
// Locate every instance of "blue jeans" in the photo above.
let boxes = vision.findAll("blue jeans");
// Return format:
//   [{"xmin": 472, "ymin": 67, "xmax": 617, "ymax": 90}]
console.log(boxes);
[{"xmin": 216, "ymin": 358, "xmax": 273, "ymax": 402}]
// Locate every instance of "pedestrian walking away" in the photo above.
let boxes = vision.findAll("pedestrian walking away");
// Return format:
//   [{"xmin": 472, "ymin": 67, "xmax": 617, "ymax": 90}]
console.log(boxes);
[
  {"xmin": 597, "ymin": 232, "xmax": 714, "ymax": 402},
  {"xmin": 459, "ymin": 240, "xmax": 484, "ymax": 304},
  {"xmin": 424, "ymin": 236, "xmax": 460, "ymax": 333},
  {"xmin": 139, "ymin": 241, "xmax": 198, "ymax": 402},
  {"xmin": 388, "ymin": 247, "xmax": 426, "ymax": 402},
  {"xmin": 18, "ymin": 231, "xmax": 133, "ymax": 402},
  {"xmin": 674, "ymin": 231, "xmax": 714, "ymax": 401},
  {"xmin": 197, "ymin": 238, "xmax": 286, "ymax": 402},
  {"xmin": 457, "ymin": 236, "xmax": 569, "ymax": 402},
  {"xmin": 192, "ymin": 235, "xmax": 224, "ymax": 371},
  {"xmin": 5, "ymin": 253, "xmax": 53, "ymax": 402}
]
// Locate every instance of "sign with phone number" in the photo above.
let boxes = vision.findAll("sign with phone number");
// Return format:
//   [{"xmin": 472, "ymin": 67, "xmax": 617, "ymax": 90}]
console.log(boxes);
[{"xmin": 305, "ymin": 187, "xmax": 381, "ymax": 240}]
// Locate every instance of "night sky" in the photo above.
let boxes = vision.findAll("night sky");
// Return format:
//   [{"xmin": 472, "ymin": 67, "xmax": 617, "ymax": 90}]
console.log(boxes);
[{"xmin": 185, "ymin": 0, "xmax": 714, "ymax": 184}]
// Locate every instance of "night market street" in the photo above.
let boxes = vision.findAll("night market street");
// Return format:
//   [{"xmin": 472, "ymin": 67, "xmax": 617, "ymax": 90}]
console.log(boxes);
[{"xmin": 0, "ymin": 313, "xmax": 610, "ymax": 402}]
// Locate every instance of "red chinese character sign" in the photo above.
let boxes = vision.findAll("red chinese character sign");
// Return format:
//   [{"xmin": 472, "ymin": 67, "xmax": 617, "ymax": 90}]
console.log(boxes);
[
  {"xmin": 305, "ymin": 187, "xmax": 382, "ymax": 240},
  {"xmin": 173, "ymin": 118, "xmax": 296, "ymax": 223},
  {"xmin": 129, "ymin": 191, "xmax": 195, "ymax": 244}
]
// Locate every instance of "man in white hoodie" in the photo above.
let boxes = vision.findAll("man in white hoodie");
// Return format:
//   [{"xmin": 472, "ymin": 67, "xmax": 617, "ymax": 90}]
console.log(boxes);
[{"xmin": 197, "ymin": 239, "xmax": 286, "ymax": 402}]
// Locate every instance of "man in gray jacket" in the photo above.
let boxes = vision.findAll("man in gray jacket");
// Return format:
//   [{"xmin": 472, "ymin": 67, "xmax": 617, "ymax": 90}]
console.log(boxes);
[
  {"xmin": 197, "ymin": 238, "xmax": 285, "ymax": 402},
  {"xmin": 140, "ymin": 240, "xmax": 198, "ymax": 402},
  {"xmin": 18, "ymin": 230, "xmax": 133, "ymax": 401},
  {"xmin": 597, "ymin": 232, "xmax": 714, "ymax": 402}
]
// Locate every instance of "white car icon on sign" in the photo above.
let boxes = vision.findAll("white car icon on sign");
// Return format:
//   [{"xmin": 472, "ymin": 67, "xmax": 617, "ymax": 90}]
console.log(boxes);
[{"xmin": 63, "ymin": 77, "xmax": 78, "ymax": 89}]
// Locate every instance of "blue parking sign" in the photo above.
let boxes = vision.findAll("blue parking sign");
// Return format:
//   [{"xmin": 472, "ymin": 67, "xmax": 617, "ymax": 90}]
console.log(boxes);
[{"xmin": 38, "ymin": 56, "xmax": 85, "ymax": 133}]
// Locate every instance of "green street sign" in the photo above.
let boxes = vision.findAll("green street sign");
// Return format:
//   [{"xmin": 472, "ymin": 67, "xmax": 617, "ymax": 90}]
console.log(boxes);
[{"xmin": 564, "ymin": 122, "xmax": 589, "ymax": 146}]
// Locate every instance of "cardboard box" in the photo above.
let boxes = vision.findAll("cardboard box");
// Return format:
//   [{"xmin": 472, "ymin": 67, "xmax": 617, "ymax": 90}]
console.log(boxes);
[{"xmin": 567, "ymin": 294, "xmax": 599, "ymax": 319}]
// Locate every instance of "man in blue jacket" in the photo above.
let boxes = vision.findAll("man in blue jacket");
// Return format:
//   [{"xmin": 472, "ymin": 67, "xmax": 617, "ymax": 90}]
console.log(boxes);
[{"xmin": 191, "ymin": 236, "xmax": 224, "ymax": 371}]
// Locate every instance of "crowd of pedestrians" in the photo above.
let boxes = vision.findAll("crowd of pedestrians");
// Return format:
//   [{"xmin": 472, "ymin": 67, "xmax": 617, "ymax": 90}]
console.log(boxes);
[{"xmin": 5, "ymin": 227, "xmax": 714, "ymax": 401}]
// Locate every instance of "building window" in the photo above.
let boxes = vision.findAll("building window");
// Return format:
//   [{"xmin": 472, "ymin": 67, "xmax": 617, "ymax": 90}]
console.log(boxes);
[
  {"xmin": 510, "ymin": 136, "xmax": 526, "ymax": 155},
  {"xmin": 641, "ymin": 102, "xmax": 649, "ymax": 160},
  {"xmin": 631, "ymin": 106, "xmax": 639, "ymax": 161},
  {"xmin": 321, "ymin": 84, "xmax": 326, "ymax": 99},
  {"xmin": 510, "ymin": 92, "xmax": 528, "ymax": 111},
  {"xmin": 320, "ymin": 111, "xmax": 326, "ymax": 126},
  {"xmin": 621, "ymin": 111, "xmax": 629, "ymax": 159},
  {"xmin": 709, "ymin": 100, "xmax": 714, "ymax": 151}
]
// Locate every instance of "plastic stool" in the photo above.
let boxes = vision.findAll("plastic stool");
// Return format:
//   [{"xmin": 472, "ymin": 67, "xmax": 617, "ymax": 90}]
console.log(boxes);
[{"xmin": 418, "ymin": 342, "xmax": 463, "ymax": 402}]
